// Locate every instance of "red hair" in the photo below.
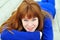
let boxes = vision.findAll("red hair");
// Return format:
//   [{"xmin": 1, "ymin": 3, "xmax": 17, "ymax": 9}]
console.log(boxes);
[{"xmin": 0, "ymin": 0, "xmax": 52, "ymax": 33}]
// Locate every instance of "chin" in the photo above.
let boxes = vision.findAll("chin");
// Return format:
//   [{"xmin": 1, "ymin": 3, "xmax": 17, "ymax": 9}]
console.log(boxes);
[{"xmin": 27, "ymin": 30, "xmax": 35, "ymax": 32}]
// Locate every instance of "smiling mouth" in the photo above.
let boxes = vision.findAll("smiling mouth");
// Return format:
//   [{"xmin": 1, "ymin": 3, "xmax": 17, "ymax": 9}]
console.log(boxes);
[{"xmin": 27, "ymin": 27, "xmax": 34, "ymax": 31}]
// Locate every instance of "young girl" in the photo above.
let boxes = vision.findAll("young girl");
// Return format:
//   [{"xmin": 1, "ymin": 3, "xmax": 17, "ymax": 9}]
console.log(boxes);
[{"xmin": 0, "ymin": 0, "xmax": 53, "ymax": 40}]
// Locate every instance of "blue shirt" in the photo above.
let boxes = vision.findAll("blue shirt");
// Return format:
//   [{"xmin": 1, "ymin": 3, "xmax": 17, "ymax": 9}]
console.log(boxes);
[{"xmin": 1, "ymin": 17, "xmax": 53, "ymax": 40}]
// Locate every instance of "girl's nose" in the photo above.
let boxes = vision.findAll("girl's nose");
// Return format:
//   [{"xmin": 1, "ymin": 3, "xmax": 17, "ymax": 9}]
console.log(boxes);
[
  {"xmin": 28, "ymin": 22, "xmax": 33, "ymax": 27},
  {"xmin": 28, "ymin": 23, "xmax": 32, "ymax": 26}
]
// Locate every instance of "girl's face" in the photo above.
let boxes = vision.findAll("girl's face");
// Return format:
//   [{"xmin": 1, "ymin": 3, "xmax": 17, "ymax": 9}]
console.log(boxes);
[{"xmin": 22, "ymin": 16, "xmax": 39, "ymax": 32}]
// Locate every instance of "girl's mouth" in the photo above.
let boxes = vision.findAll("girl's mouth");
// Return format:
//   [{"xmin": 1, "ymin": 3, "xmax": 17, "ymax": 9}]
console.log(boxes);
[{"xmin": 27, "ymin": 27, "xmax": 34, "ymax": 31}]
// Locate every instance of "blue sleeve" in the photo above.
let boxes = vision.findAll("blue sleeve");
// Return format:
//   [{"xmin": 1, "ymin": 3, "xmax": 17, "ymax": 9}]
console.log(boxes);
[
  {"xmin": 37, "ymin": 2, "xmax": 56, "ymax": 18},
  {"xmin": 42, "ymin": 17, "xmax": 53, "ymax": 40},
  {"xmin": 1, "ymin": 29, "xmax": 40, "ymax": 40},
  {"xmin": 41, "ymin": 0, "xmax": 48, "ymax": 2},
  {"xmin": 41, "ymin": 0, "xmax": 55, "ymax": 6}
]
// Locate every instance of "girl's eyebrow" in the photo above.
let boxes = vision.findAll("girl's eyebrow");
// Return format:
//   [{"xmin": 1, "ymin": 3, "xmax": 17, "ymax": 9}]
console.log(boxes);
[{"xmin": 33, "ymin": 17, "xmax": 37, "ymax": 19}]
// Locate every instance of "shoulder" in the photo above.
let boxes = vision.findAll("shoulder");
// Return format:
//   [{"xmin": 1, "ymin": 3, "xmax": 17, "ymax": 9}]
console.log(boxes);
[
  {"xmin": 1, "ymin": 29, "xmax": 13, "ymax": 40},
  {"xmin": 44, "ymin": 16, "xmax": 52, "ymax": 25},
  {"xmin": 43, "ymin": 16, "xmax": 53, "ymax": 31},
  {"xmin": 1, "ymin": 29, "xmax": 19, "ymax": 40},
  {"xmin": 1, "ymin": 29, "xmax": 13, "ymax": 37}
]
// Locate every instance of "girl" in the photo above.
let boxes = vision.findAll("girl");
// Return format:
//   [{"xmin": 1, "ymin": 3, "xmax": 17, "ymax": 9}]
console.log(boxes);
[{"xmin": 0, "ymin": 0, "xmax": 53, "ymax": 40}]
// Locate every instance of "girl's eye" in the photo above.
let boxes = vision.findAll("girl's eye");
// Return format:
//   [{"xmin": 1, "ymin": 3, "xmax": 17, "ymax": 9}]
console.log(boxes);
[
  {"xmin": 24, "ymin": 20, "xmax": 28, "ymax": 21},
  {"xmin": 32, "ymin": 19, "xmax": 36, "ymax": 21}
]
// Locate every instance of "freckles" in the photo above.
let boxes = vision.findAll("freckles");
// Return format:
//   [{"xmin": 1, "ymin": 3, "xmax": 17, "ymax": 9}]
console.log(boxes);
[
  {"xmin": 33, "ymin": 24, "xmax": 35, "ymax": 27},
  {"xmin": 22, "ymin": 22, "xmax": 27, "ymax": 27},
  {"xmin": 25, "ymin": 24, "xmax": 28, "ymax": 27},
  {"xmin": 33, "ymin": 22, "xmax": 38, "ymax": 27},
  {"xmin": 34, "ymin": 21, "xmax": 38, "ymax": 24},
  {"xmin": 23, "ymin": 23, "xmax": 28, "ymax": 27}
]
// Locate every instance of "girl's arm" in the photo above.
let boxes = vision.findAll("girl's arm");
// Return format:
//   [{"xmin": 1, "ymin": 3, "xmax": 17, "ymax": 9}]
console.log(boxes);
[
  {"xmin": 1, "ymin": 29, "xmax": 40, "ymax": 40},
  {"xmin": 42, "ymin": 17, "xmax": 53, "ymax": 40},
  {"xmin": 41, "ymin": 0, "xmax": 55, "ymax": 6}
]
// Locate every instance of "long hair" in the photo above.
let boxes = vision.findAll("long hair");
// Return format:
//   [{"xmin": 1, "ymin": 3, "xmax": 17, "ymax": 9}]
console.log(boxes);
[{"xmin": 0, "ymin": 0, "xmax": 52, "ymax": 33}]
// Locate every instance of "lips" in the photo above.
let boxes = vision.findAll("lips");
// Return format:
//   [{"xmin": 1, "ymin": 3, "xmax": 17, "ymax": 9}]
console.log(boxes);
[{"xmin": 27, "ymin": 27, "xmax": 34, "ymax": 31}]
